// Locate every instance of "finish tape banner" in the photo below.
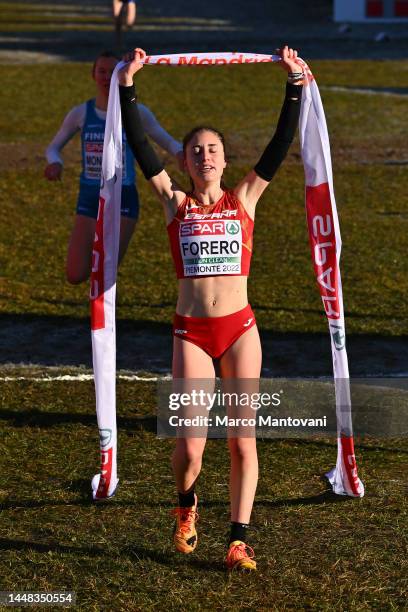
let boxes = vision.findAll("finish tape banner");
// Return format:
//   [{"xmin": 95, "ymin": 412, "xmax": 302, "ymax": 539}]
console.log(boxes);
[
  {"xmin": 297, "ymin": 63, "xmax": 364, "ymax": 497},
  {"xmin": 89, "ymin": 66, "xmax": 122, "ymax": 500},
  {"xmin": 91, "ymin": 52, "xmax": 364, "ymax": 499}
]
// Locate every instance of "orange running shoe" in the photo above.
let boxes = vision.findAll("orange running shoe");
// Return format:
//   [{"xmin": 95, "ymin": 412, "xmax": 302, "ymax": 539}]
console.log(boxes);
[
  {"xmin": 171, "ymin": 494, "xmax": 199, "ymax": 554},
  {"xmin": 225, "ymin": 540, "xmax": 257, "ymax": 571}
]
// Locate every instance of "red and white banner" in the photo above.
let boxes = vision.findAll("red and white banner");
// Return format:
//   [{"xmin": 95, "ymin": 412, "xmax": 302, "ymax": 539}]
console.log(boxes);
[
  {"xmin": 298, "ymin": 62, "xmax": 364, "ymax": 496},
  {"xmin": 89, "ymin": 63, "xmax": 123, "ymax": 500},
  {"xmin": 92, "ymin": 52, "xmax": 364, "ymax": 499},
  {"xmin": 144, "ymin": 52, "xmax": 279, "ymax": 65}
]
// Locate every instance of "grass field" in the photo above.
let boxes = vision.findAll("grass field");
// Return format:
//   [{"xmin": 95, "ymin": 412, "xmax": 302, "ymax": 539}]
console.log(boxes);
[
  {"xmin": 0, "ymin": 56, "xmax": 407, "ymax": 610},
  {"xmin": 1, "ymin": 379, "xmax": 407, "ymax": 609},
  {"xmin": 1, "ymin": 61, "xmax": 407, "ymax": 332}
]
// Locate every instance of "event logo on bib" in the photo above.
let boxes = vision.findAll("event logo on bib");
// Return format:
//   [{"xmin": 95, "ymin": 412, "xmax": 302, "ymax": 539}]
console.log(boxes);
[
  {"xmin": 226, "ymin": 221, "xmax": 240, "ymax": 235},
  {"xmin": 180, "ymin": 219, "xmax": 242, "ymax": 276}
]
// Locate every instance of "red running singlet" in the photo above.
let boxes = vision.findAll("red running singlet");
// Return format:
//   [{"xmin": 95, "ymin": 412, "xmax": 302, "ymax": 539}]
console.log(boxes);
[{"xmin": 167, "ymin": 190, "xmax": 254, "ymax": 279}]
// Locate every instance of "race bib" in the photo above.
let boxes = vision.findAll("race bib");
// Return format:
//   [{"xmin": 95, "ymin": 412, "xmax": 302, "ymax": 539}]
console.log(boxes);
[
  {"xmin": 179, "ymin": 219, "xmax": 242, "ymax": 276},
  {"xmin": 85, "ymin": 140, "xmax": 127, "ymax": 181}
]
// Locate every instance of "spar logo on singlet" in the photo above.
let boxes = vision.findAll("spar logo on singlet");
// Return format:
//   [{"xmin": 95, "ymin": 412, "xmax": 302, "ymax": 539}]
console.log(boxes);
[
  {"xmin": 180, "ymin": 218, "xmax": 242, "ymax": 276},
  {"xmin": 84, "ymin": 130, "xmax": 127, "ymax": 181}
]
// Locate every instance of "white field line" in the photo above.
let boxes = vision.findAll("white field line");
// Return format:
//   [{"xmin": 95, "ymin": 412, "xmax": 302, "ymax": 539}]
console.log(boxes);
[
  {"xmin": 0, "ymin": 374, "xmax": 170, "ymax": 382},
  {"xmin": 321, "ymin": 85, "xmax": 408, "ymax": 98},
  {"xmin": 0, "ymin": 373, "xmax": 407, "ymax": 382}
]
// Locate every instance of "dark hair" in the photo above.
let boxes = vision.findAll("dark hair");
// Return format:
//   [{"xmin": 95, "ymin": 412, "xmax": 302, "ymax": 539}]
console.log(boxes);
[
  {"xmin": 182, "ymin": 126, "xmax": 228, "ymax": 192},
  {"xmin": 92, "ymin": 50, "xmax": 120, "ymax": 76},
  {"xmin": 182, "ymin": 125, "xmax": 227, "ymax": 156}
]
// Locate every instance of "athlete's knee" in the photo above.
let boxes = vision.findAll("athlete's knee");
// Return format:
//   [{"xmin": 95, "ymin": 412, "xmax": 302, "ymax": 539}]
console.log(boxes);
[
  {"xmin": 120, "ymin": 216, "xmax": 137, "ymax": 236},
  {"xmin": 118, "ymin": 218, "xmax": 137, "ymax": 263},
  {"xmin": 185, "ymin": 445, "xmax": 204, "ymax": 468},
  {"xmin": 66, "ymin": 267, "xmax": 88, "ymax": 285},
  {"xmin": 174, "ymin": 441, "xmax": 204, "ymax": 467},
  {"xmin": 228, "ymin": 437, "xmax": 257, "ymax": 460}
]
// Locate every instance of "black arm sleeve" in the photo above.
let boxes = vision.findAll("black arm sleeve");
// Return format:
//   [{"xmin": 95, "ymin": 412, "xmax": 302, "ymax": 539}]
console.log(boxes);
[
  {"xmin": 254, "ymin": 82, "xmax": 303, "ymax": 182},
  {"xmin": 119, "ymin": 84, "xmax": 164, "ymax": 180}
]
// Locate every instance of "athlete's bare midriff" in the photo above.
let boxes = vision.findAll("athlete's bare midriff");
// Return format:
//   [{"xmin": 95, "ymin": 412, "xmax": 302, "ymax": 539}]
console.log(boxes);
[{"xmin": 176, "ymin": 275, "xmax": 248, "ymax": 317}]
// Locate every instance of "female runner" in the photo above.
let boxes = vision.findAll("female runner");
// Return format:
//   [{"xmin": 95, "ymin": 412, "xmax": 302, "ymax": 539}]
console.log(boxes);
[
  {"xmin": 118, "ymin": 46, "xmax": 304, "ymax": 570},
  {"xmin": 44, "ymin": 50, "xmax": 182, "ymax": 285}
]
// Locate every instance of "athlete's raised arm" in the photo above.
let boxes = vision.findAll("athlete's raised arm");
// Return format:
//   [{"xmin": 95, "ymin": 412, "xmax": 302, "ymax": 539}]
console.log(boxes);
[
  {"xmin": 118, "ymin": 48, "xmax": 185, "ymax": 223},
  {"xmin": 234, "ymin": 46, "xmax": 304, "ymax": 217}
]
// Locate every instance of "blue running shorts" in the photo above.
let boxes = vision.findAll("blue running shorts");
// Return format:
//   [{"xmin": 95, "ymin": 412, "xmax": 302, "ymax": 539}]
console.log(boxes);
[{"xmin": 76, "ymin": 183, "xmax": 140, "ymax": 219}]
